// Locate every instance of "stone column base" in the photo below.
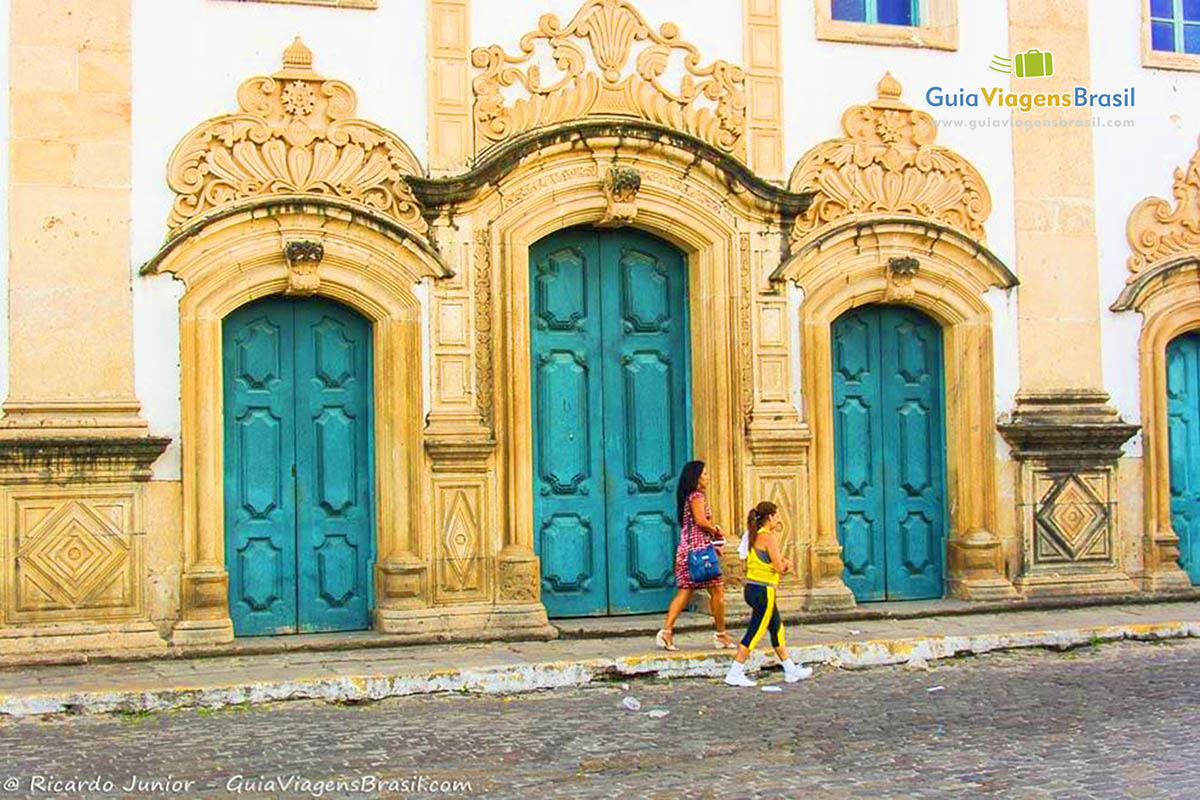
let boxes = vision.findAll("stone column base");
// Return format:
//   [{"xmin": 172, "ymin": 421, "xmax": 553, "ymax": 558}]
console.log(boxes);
[
  {"xmin": 0, "ymin": 621, "xmax": 165, "ymax": 657},
  {"xmin": 948, "ymin": 576, "xmax": 1020, "ymax": 601},
  {"xmin": 170, "ymin": 618, "xmax": 235, "ymax": 646},
  {"xmin": 801, "ymin": 583, "xmax": 858, "ymax": 612},
  {"xmin": 1141, "ymin": 566, "xmax": 1194, "ymax": 593},
  {"xmin": 374, "ymin": 602, "xmax": 555, "ymax": 641},
  {"xmin": 1014, "ymin": 571, "xmax": 1138, "ymax": 598}
]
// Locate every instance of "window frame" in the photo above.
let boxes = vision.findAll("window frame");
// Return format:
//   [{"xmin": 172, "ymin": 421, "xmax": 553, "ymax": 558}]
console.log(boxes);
[
  {"xmin": 832, "ymin": 0, "xmax": 921, "ymax": 27},
  {"xmin": 1143, "ymin": 0, "xmax": 1200, "ymax": 70},
  {"xmin": 212, "ymin": 0, "xmax": 378, "ymax": 9},
  {"xmin": 816, "ymin": 0, "xmax": 957, "ymax": 51}
]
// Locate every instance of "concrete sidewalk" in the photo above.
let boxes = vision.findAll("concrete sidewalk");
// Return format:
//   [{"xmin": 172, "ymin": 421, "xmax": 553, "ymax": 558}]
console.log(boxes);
[{"xmin": 1, "ymin": 601, "xmax": 1198, "ymax": 718}]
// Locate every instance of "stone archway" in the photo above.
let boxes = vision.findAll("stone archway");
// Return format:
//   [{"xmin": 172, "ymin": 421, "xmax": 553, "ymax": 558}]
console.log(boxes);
[
  {"xmin": 776, "ymin": 218, "xmax": 1018, "ymax": 605},
  {"xmin": 142, "ymin": 40, "xmax": 449, "ymax": 644}
]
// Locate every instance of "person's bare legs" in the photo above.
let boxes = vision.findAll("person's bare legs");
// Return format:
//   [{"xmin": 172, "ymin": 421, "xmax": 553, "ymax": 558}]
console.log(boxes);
[
  {"xmin": 661, "ymin": 588, "xmax": 694, "ymax": 647},
  {"xmin": 708, "ymin": 584, "xmax": 733, "ymax": 646}
]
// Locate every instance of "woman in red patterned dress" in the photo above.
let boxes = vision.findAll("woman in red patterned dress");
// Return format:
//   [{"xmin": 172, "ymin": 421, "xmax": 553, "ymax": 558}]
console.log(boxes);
[{"xmin": 656, "ymin": 460, "xmax": 734, "ymax": 650}]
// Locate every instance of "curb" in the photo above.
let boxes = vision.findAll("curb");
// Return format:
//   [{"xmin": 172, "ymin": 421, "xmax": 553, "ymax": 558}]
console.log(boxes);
[{"xmin": 1, "ymin": 621, "xmax": 1195, "ymax": 718}]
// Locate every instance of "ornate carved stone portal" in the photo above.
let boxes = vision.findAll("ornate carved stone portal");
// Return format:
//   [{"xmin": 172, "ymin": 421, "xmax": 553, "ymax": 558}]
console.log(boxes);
[
  {"xmin": 165, "ymin": 37, "xmax": 427, "ymax": 237},
  {"xmin": 470, "ymin": 0, "xmax": 747, "ymax": 159},
  {"xmin": 1112, "ymin": 136, "xmax": 1200, "ymax": 593},
  {"xmin": 788, "ymin": 73, "xmax": 991, "ymax": 245}
]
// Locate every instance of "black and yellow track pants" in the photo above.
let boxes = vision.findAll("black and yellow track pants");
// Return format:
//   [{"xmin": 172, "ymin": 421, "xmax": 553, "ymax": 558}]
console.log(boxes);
[{"xmin": 740, "ymin": 582, "xmax": 785, "ymax": 650}]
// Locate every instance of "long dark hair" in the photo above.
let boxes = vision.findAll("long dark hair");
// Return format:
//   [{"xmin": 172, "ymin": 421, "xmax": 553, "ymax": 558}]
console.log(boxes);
[
  {"xmin": 676, "ymin": 461, "xmax": 706, "ymax": 524},
  {"xmin": 746, "ymin": 501, "xmax": 778, "ymax": 548}
]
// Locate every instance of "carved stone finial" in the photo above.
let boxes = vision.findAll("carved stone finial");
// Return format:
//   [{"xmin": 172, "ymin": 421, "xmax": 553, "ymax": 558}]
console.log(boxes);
[
  {"xmin": 282, "ymin": 36, "xmax": 314, "ymax": 71},
  {"xmin": 877, "ymin": 71, "xmax": 903, "ymax": 100},
  {"xmin": 788, "ymin": 72, "xmax": 991, "ymax": 245},
  {"xmin": 284, "ymin": 240, "xmax": 324, "ymax": 296},
  {"xmin": 598, "ymin": 166, "xmax": 642, "ymax": 227},
  {"xmin": 884, "ymin": 256, "xmax": 920, "ymax": 302}
]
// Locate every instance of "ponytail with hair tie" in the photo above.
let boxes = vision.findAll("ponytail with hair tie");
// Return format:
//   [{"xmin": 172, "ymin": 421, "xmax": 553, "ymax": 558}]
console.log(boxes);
[{"xmin": 740, "ymin": 500, "xmax": 779, "ymax": 560}]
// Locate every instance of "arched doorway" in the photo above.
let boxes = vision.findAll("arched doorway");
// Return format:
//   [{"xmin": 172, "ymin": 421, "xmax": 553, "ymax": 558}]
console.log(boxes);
[
  {"xmin": 1166, "ymin": 331, "xmax": 1200, "ymax": 584},
  {"xmin": 832, "ymin": 304, "xmax": 947, "ymax": 601},
  {"xmin": 530, "ymin": 228, "xmax": 692, "ymax": 617},
  {"xmin": 222, "ymin": 295, "xmax": 375, "ymax": 635}
]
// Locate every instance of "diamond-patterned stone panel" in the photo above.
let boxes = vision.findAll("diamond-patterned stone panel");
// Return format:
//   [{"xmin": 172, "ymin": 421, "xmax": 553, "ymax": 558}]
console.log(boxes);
[
  {"xmin": 1033, "ymin": 473, "xmax": 1112, "ymax": 565},
  {"xmin": 9, "ymin": 492, "xmax": 140, "ymax": 621}
]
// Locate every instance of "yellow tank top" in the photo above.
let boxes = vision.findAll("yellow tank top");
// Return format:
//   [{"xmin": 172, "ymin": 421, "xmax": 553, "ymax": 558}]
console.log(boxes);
[{"xmin": 744, "ymin": 540, "xmax": 780, "ymax": 586}]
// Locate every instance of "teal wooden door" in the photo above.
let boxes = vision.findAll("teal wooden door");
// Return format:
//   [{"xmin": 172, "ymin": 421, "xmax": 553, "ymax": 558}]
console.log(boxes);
[
  {"xmin": 1167, "ymin": 333, "xmax": 1200, "ymax": 584},
  {"xmin": 531, "ymin": 229, "xmax": 690, "ymax": 617},
  {"xmin": 224, "ymin": 296, "xmax": 374, "ymax": 636},
  {"xmin": 832, "ymin": 305, "xmax": 946, "ymax": 601}
]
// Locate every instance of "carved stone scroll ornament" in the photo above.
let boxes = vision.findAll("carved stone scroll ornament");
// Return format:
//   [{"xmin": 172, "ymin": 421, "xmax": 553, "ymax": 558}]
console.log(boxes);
[
  {"xmin": 470, "ymin": 0, "xmax": 747, "ymax": 159},
  {"xmin": 788, "ymin": 73, "xmax": 992, "ymax": 245},
  {"xmin": 1126, "ymin": 137, "xmax": 1200, "ymax": 275},
  {"xmin": 598, "ymin": 166, "xmax": 641, "ymax": 227},
  {"xmin": 166, "ymin": 38, "xmax": 427, "ymax": 237},
  {"xmin": 283, "ymin": 240, "xmax": 324, "ymax": 296}
]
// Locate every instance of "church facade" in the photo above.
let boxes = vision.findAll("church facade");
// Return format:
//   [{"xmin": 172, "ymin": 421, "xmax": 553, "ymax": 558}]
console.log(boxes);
[{"xmin": 2, "ymin": 0, "xmax": 1199, "ymax": 652}]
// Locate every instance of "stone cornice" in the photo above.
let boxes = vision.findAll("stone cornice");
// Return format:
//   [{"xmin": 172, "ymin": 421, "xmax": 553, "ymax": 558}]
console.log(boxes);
[
  {"xmin": 0, "ymin": 436, "xmax": 171, "ymax": 484},
  {"xmin": 997, "ymin": 391, "xmax": 1139, "ymax": 463},
  {"xmin": 139, "ymin": 197, "xmax": 450, "ymax": 279},
  {"xmin": 408, "ymin": 118, "xmax": 814, "ymax": 215}
]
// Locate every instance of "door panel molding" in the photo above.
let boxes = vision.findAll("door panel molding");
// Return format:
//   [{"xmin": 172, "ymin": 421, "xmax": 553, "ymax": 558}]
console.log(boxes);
[
  {"xmin": 532, "ymin": 228, "xmax": 690, "ymax": 616},
  {"xmin": 223, "ymin": 296, "xmax": 374, "ymax": 636}
]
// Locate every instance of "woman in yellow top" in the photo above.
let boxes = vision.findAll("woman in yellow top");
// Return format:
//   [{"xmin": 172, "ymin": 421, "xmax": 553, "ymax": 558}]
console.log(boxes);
[{"xmin": 724, "ymin": 501, "xmax": 813, "ymax": 687}]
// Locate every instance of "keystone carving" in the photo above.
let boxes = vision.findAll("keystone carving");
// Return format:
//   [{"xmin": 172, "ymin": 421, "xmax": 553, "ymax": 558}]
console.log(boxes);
[
  {"xmin": 884, "ymin": 255, "xmax": 920, "ymax": 302},
  {"xmin": 598, "ymin": 166, "xmax": 641, "ymax": 227},
  {"xmin": 283, "ymin": 240, "xmax": 325, "ymax": 296}
]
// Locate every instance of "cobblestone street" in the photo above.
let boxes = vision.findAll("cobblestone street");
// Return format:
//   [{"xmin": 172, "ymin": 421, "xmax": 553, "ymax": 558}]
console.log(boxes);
[{"xmin": 1, "ymin": 639, "xmax": 1198, "ymax": 799}]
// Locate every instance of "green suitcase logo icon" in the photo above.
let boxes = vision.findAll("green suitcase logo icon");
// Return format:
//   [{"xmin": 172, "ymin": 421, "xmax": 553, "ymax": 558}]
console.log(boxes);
[{"xmin": 1014, "ymin": 48, "xmax": 1054, "ymax": 78}]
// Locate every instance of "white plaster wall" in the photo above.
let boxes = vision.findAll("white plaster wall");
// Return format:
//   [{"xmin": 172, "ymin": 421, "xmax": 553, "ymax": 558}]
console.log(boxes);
[
  {"xmin": 131, "ymin": 0, "xmax": 427, "ymax": 479},
  {"xmin": 1093, "ymin": 0, "xmax": 1200, "ymax": 451},
  {"xmin": 780, "ymin": 1, "xmax": 1019, "ymax": 416}
]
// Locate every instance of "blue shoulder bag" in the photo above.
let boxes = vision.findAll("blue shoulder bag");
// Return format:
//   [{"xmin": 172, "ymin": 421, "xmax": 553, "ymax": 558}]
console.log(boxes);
[{"xmin": 687, "ymin": 542, "xmax": 722, "ymax": 583}]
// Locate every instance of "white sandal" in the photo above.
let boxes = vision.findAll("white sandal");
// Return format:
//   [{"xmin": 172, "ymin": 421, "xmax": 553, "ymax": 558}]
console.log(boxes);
[
  {"xmin": 656, "ymin": 629, "xmax": 679, "ymax": 651},
  {"xmin": 713, "ymin": 632, "xmax": 736, "ymax": 649}
]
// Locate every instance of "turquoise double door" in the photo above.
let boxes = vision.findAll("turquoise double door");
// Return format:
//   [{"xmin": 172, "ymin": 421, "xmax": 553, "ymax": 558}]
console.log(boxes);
[
  {"xmin": 1167, "ymin": 332, "xmax": 1200, "ymax": 584},
  {"xmin": 531, "ymin": 228, "xmax": 691, "ymax": 617},
  {"xmin": 223, "ymin": 296, "xmax": 374, "ymax": 636},
  {"xmin": 832, "ymin": 305, "xmax": 947, "ymax": 602}
]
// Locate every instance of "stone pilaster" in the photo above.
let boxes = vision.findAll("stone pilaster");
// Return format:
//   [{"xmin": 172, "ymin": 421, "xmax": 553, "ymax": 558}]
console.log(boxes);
[
  {"xmin": 1003, "ymin": 0, "xmax": 1139, "ymax": 597},
  {"xmin": 1, "ymin": 1, "xmax": 170, "ymax": 653}
]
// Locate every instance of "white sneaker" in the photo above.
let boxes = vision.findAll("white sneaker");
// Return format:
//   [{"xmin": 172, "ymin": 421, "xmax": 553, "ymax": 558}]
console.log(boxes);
[
  {"xmin": 724, "ymin": 671, "xmax": 757, "ymax": 687},
  {"xmin": 724, "ymin": 662, "xmax": 757, "ymax": 687},
  {"xmin": 783, "ymin": 664, "xmax": 813, "ymax": 683}
]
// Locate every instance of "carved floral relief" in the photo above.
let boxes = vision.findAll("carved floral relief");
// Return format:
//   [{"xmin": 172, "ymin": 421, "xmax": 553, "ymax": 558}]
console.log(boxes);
[
  {"xmin": 166, "ymin": 38, "xmax": 427, "ymax": 236},
  {"xmin": 789, "ymin": 73, "xmax": 992, "ymax": 244},
  {"xmin": 470, "ymin": 0, "xmax": 747, "ymax": 159},
  {"xmin": 1126, "ymin": 138, "xmax": 1200, "ymax": 275}
]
